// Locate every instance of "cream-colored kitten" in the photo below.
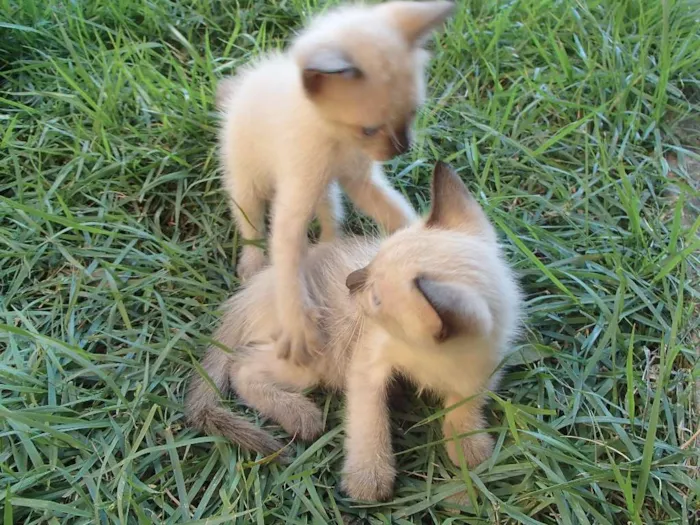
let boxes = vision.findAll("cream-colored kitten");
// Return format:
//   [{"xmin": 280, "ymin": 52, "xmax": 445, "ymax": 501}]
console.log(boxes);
[
  {"xmin": 187, "ymin": 162, "xmax": 523, "ymax": 501},
  {"xmin": 217, "ymin": 1, "xmax": 454, "ymax": 364}
]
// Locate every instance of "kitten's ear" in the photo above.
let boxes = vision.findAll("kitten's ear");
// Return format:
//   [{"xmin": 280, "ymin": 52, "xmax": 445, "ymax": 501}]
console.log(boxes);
[
  {"xmin": 301, "ymin": 50, "xmax": 363, "ymax": 95},
  {"xmin": 426, "ymin": 161, "xmax": 491, "ymax": 234},
  {"xmin": 346, "ymin": 266, "xmax": 369, "ymax": 294},
  {"xmin": 414, "ymin": 277, "xmax": 493, "ymax": 342},
  {"xmin": 380, "ymin": 1, "xmax": 454, "ymax": 46}
]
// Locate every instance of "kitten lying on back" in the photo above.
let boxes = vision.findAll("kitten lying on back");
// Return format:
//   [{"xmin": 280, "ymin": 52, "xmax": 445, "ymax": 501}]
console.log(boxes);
[
  {"xmin": 187, "ymin": 162, "xmax": 523, "ymax": 501},
  {"xmin": 217, "ymin": 1, "xmax": 454, "ymax": 364}
]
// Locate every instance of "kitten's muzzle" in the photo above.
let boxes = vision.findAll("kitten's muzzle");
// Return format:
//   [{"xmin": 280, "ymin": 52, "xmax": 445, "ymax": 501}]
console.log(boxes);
[{"xmin": 388, "ymin": 128, "xmax": 411, "ymax": 157}]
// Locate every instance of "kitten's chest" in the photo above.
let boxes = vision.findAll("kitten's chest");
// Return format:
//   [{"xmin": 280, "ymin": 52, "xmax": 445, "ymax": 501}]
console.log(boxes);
[
  {"xmin": 386, "ymin": 340, "xmax": 497, "ymax": 397},
  {"xmin": 329, "ymin": 148, "xmax": 372, "ymax": 182}
]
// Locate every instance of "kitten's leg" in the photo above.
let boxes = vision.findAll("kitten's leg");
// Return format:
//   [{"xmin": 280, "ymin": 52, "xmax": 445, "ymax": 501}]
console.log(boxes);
[
  {"xmin": 270, "ymin": 179, "xmax": 326, "ymax": 364},
  {"xmin": 342, "ymin": 163, "xmax": 417, "ymax": 233},
  {"xmin": 231, "ymin": 350, "xmax": 323, "ymax": 442},
  {"xmin": 442, "ymin": 393, "xmax": 494, "ymax": 468},
  {"xmin": 315, "ymin": 180, "xmax": 344, "ymax": 243},
  {"xmin": 221, "ymin": 159, "xmax": 267, "ymax": 281},
  {"xmin": 342, "ymin": 353, "xmax": 395, "ymax": 501},
  {"xmin": 231, "ymin": 192, "xmax": 267, "ymax": 281}
]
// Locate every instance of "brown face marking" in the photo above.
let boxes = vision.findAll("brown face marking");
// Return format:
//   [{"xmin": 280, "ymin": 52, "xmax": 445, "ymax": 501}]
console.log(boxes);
[{"xmin": 387, "ymin": 122, "xmax": 412, "ymax": 156}]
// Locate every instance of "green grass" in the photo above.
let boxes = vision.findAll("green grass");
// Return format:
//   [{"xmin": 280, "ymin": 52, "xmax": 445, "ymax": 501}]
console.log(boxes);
[{"xmin": 1, "ymin": 0, "xmax": 699, "ymax": 522}]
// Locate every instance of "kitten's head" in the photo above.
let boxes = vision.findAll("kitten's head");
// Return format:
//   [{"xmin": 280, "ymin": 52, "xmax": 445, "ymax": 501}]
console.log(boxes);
[
  {"xmin": 346, "ymin": 162, "xmax": 521, "ymax": 349},
  {"xmin": 292, "ymin": 1, "xmax": 454, "ymax": 161}
]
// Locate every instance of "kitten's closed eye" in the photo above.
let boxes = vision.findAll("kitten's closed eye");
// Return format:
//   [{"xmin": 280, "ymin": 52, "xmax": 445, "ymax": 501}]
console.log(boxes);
[
  {"xmin": 370, "ymin": 287, "xmax": 381, "ymax": 308},
  {"xmin": 361, "ymin": 126, "xmax": 381, "ymax": 137}
]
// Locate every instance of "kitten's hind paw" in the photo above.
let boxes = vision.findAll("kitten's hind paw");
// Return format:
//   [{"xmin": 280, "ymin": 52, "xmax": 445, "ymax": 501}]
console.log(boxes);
[{"xmin": 446, "ymin": 433, "xmax": 494, "ymax": 469}]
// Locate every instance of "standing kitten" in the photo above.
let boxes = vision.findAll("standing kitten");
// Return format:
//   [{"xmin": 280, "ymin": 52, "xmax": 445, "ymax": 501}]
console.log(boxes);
[
  {"xmin": 187, "ymin": 162, "xmax": 523, "ymax": 501},
  {"xmin": 217, "ymin": 1, "xmax": 454, "ymax": 364}
]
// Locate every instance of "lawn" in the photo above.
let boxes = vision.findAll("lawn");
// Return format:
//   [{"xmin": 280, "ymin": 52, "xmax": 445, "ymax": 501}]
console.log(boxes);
[{"xmin": 1, "ymin": 0, "xmax": 699, "ymax": 523}]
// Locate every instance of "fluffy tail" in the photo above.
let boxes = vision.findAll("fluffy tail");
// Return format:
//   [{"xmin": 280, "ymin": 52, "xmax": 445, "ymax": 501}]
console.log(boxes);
[{"xmin": 185, "ymin": 344, "xmax": 285, "ymax": 458}]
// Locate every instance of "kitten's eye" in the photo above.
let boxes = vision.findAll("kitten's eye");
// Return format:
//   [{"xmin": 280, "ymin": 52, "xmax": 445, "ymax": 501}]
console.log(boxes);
[
  {"xmin": 371, "ymin": 288, "xmax": 381, "ymax": 308},
  {"xmin": 361, "ymin": 126, "xmax": 380, "ymax": 137}
]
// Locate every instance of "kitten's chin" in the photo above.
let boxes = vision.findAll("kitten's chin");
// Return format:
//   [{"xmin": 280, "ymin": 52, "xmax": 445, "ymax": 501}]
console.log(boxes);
[
  {"xmin": 367, "ymin": 149, "xmax": 402, "ymax": 163},
  {"xmin": 370, "ymin": 152, "xmax": 396, "ymax": 163},
  {"xmin": 368, "ymin": 141, "xmax": 414, "ymax": 162}
]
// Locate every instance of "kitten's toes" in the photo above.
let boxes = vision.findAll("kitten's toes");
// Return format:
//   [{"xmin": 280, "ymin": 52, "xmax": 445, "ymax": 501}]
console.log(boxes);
[
  {"xmin": 279, "ymin": 402, "xmax": 323, "ymax": 442},
  {"xmin": 275, "ymin": 332, "xmax": 311, "ymax": 365},
  {"xmin": 278, "ymin": 310, "xmax": 325, "ymax": 366},
  {"xmin": 237, "ymin": 248, "xmax": 266, "ymax": 281},
  {"xmin": 444, "ymin": 490, "xmax": 476, "ymax": 511},
  {"xmin": 300, "ymin": 310, "xmax": 325, "ymax": 354},
  {"xmin": 341, "ymin": 459, "xmax": 395, "ymax": 501},
  {"xmin": 275, "ymin": 336, "xmax": 292, "ymax": 360},
  {"xmin": 446, "ymin": 433, "xmax": 494, "ymax": 469}
]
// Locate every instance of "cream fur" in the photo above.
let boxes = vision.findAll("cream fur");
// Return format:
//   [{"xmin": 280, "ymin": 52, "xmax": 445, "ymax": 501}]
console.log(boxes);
[
  {"xmin": 187, "ymin": 162, "xmax": 523, "ymax": 501},
  {"xmin": 217, "ymin": 1, "xmax": 454, "ymax": 364}
]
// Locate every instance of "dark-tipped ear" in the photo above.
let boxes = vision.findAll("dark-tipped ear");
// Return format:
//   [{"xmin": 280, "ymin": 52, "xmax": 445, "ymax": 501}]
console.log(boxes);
[
  {"xmin": 380, "ymin": 1, "xmax": 454, "ymax": 46},
  {"xmin": 426, "ymin": 162, "xmax": 489, "ymax": 232},
  {"xmin": 346, "ymin": 266, "xmax": 369, "ymax": 294},
  {"xmin": 414, "ymin": 277, "xmax": 493, "ymax": 342},
  {"xmin": 301, "ymin": 50, "xmax": 363, "ymax": 95}
]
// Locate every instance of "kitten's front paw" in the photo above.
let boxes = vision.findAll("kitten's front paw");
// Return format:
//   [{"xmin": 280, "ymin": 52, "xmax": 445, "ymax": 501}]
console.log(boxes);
[
  {"xmin": 341, "ymin": 458, "xmax": 396, "ymax": 501},
  {"xmin": 275, "ymin": 309, "xmax": 325, "ymax": 366},
  {"xmin": 237, "ymin": 247, "xmax": 267, "ymax": 281},
  {"xmin": 446, "ymin": 433, "xmax": 494, "ymax": 469}
]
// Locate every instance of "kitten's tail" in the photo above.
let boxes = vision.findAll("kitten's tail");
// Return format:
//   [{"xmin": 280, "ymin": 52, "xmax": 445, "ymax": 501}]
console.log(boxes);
[{"xmin": 185, "ymin": 344, "xmax": 285, "ymax": 458}]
